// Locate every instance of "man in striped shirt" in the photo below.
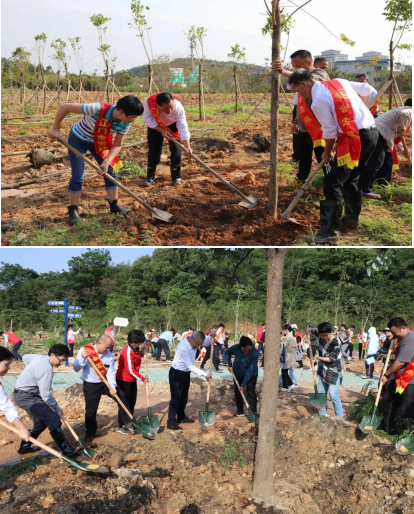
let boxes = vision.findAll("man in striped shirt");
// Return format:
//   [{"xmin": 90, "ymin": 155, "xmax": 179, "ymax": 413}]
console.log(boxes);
[{"xmin": 49, "ymin": 95, "xmax": 144, "ymax": 226}]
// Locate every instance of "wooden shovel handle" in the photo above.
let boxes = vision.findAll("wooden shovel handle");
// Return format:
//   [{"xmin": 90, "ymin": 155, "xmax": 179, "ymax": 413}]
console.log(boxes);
[
  {"xmin": 307, "ymin": 340, "xmax": 319, "ymax": 387},
  {"xmin": 231, "ymin": 370, "xmax": 250, "ymax": 409},
  {"xmin": 87, "ymin": 357, "xmax": 133, "ymax": 420},
  {"xmin": 375, "ymin": 345, "xmax": 393, "ymax": 407},
  {"xmin": 144, "ymin": 351, "xmax": 151, "ymax": 409},
  {"xmin": 61, "ymin": 415, "xmax": 80, "ymax": 442},
  {"xmin": 0, "ymin": 418, "xmax": 62, "ymax": 459},
  {"xmin": 167, "ymin": 135, "xmax": 254, "ymax": 204}
]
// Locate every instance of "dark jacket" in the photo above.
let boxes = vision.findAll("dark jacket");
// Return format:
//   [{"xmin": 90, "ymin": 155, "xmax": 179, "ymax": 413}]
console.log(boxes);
[{"xmin": 225, "ymin": 344, "xmax": 259, "ymax": 387}]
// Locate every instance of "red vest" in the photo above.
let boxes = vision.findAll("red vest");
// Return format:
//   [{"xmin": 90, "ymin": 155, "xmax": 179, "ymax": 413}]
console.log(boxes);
[
  {"xmin": 4, "ymin": 332, "xmax": 21, "ymax": 345},
  {"xmin": 116, "ymin": 344, "xmax": 145, "ymax": 382}
]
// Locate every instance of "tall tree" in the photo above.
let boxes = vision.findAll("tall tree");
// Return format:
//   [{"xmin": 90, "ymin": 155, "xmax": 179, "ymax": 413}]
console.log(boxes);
[
  {"xmin": 383, "ymin": 0, "xmax": 412, "ymax": 109},
  {"xmin": 227, "ymin": 43, "xmax": 246, "ymax": 113},
  {"xmin": 252, "ymin": 248, "xmax": 286, "ymax": 502}
]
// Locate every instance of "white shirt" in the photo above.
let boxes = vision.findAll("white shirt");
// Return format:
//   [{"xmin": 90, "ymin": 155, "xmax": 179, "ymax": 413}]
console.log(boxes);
[
  {"xmin": 143, "ymin": 98, "xmax": 190, "ymax": 140},
  {"xmin": 73, "ymin": 346, "xmax": 117, "ymax": 389},
  {"xmin": 202, "ymin": 329, "xmax": 225, "ymax": 348},
  {"xmin": 358, "ymin": 332, "xmax": 368, "ymax": 343},
  {"xmin": 182, "ymin": 330, "xmax": 193, "ymax": 340},
  {"xmin": 67, "ymin": 328, "xmax": 80, "ymax": 344},
  {"xmin": 172, "ymin": 338, "xmax": 208, "ymax": 378},
  {"xmin": 3, "ymin": 334, "xmax": 9, "ymax": 345},
  {"xmin": 375, "ymin": 106, "xmax": 412, "ymax": 149},
  {"xmin": 0, "ymin": 384, "xmax": 20, "ymax": 423},
  {"xmin": 311, "ymin": 79, "xmax": 375, "ymax": 139},
  {"xmin": 159, "ymin": 331, "xmax": 174, "ymax": 347},
  {"xmin": 365, "ymin": 84, "xmax": 378, "ymax": 113}
]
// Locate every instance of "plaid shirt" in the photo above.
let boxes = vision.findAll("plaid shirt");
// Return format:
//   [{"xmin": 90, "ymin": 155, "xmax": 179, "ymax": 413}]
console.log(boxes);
[{"xmin": 317, "ymin": 336, "xmax": 343, "ymax": 385}]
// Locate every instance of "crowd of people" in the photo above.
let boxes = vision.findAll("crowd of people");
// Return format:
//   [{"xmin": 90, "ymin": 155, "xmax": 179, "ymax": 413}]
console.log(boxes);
[{"xmin": 0, "ymin": 315, "xmax": 412, "ymax": 460}]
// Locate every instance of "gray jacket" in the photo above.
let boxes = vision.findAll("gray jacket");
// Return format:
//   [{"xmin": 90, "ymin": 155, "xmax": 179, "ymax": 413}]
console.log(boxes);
[{"xmin": 281, "ymin": 334, "xmax": 297, "ymax": 370}]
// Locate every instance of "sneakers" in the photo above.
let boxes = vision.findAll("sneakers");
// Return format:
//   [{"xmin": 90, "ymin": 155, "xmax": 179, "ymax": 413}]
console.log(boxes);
[
  {"xmin": 280, "ymin": 388, "xmax": 291, "ymax": 392},
  {"xmin": 291, "ymin": 384, "xmax": 299, "ymax": 389},
  {"xmin": 361, "ymin": 375, "xmax": 370, "ymax": 379},
  {"xmin": 172, "ymin": 178, "xmax": 182, "ymax": 185},
  {"xmin": 167, "ymin": 421, "xmax": 183, "ymax": 431},
  {"xmin": 362, "ymin": 191, "xmax": 381, "ymax": 199},
  {"xmin": 117, "ymin": 427, "xmax": 131, "ymax": 435},
  {"xmin": 146, "ymin": 176, "xmax": 155, "ymax": 184},
  {"xmin": 234, "ymin": 412, "xmax": 245, "ymax": 417}
]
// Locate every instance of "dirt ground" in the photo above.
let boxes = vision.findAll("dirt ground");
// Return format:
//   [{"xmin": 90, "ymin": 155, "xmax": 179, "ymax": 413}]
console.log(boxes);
[
  {"xmin": 2, "ymin": 92, "xmax": 411, "ymax": 246},
  {"xmin": 0, "ymin": 362, "xmax": 413, "ymax": 514}
]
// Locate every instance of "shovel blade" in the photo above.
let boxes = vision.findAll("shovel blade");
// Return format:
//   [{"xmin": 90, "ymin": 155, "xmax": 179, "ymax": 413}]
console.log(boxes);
[
  {"xmin": 238, "ymin": 194, "xmax": 258, "ymax": 209},
  {"xmin": 135, "ymin": 420, "xmax": 156, "ymax": 440},
  {"xmin": 359, "ymin": 414, "xmax": 382, "ymax": 434},
  {"xmin": 151, "ymin": 208, "xmax": 173, "ymax": 223},
  {"xmin": 246, "ymin": 409, "xmax": 259, "ymax": 423},
  {"xmin": 198, "ymin": 410, "xmax": 215, "ymax": 430},
  {"xmin": 140, "ymin": 415, "xmax": 160, "ymax": 436},
  {"xmin": 395, "ymin": 435, "xmax": 414, "ymax": 455},
  {"xmin": 63, "ymin": 455, "xmax": 108, "ymax": 474},
  {"xmin": 309, "ymin": 393, "xmax": 327, "ymax": 410}
]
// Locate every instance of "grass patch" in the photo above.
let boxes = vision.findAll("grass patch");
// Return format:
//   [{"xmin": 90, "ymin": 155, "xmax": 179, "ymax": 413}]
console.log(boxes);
[
  {"xmin": 358, "ymin": 215, "xmax": 406, "ymax": 244},
  {"xmin": 0, "ymin": 455, "xmax": 48, "ymax": 481},
  {"xmin": 117, "ymin": 160, "xmax": 147, "ymax": 179},
  {"xmin": 221, "ymin": 439, "xmax": 252, "ymax": 467}
]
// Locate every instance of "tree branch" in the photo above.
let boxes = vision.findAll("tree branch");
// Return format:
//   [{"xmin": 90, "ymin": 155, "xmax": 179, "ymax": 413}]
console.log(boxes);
[
  {"xmin": 282, "ymin": 0, "xmax": 313, "ymax": 26},
  {"xmin": 232, "ymin": 249, "xmax": 255, "ymax": 281}
]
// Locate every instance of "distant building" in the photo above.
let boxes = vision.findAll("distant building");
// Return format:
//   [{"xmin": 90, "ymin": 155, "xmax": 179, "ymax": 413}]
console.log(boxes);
[
  {"xmin": 333, "ymin": 51, "xmax": 405, "ymax": 83},
  {"xmin": 314, "ymin": 49, "xmax": 349, "ymax": 67}
]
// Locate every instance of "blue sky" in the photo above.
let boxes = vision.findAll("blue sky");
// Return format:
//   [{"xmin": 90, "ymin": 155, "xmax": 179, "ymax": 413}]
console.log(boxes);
[
  {"xmin": 1, "ymin": 0, "xmax": 411, "ymax": 73},
  {"xmin": 0, "ymin": 248, "xmax": 154, "ymax": 273}
]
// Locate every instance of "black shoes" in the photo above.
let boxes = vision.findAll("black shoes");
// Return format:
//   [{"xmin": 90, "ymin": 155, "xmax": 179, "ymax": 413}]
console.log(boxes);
[
  {"xmin": 84, "ymin": 433, "xmax": 94, "ymax": 442},
  {"xmin": 167, "ymin": 421, "xmax": 183, "ymax": 431},
  {"xmin": 178, "ymin": 416, "xmax": 195, "ymax": 424},
  {"xmin": 18, "ymin": 441, "xmax": 41, "ymax": 454},
  {"xmin": 50, "ymin": 427, "xmax": 79, "ymax": 456},
  {"xmin": 302, "ymin": 200, "xmax": 342, "ymax": 245},
  {"xmin": 68, "ymin": 205, "xmax": 81, "ymax": 226},
  {"xmin": 107, "ymin": 199, "xmax": 131, "ymax": 215},
  {"xmin": 234, "ymin": 412, "xmax": 245, "ymax": 417}
]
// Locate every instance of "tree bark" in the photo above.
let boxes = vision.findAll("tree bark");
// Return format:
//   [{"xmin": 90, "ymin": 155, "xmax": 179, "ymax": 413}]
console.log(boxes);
[
  {"xmin": 234, "ymin": 65, "xmax": 238, "ymax": 113},
  {"xmin": 268, "ymin": 2, "xmax": 281, "ymax": 217},
  {"xmin": 252, "ymin": 247, "xmax": 286, "ymax": 502},
  {"xmin": 389, "ymin": 39, "xmax": 394, "ymax": 111}
]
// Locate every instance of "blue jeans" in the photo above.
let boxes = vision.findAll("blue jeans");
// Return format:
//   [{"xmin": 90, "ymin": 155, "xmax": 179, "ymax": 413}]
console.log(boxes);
[
  {"xmin": 318, "ymin": 376, "xmax": 343, "ymax": 417},
  {"xmin": 67, "ymin": 130, "xmax": 118, "ymax": 193},
  {"xmin": 279, "ymin": 368, "xmax": 297, "ymax": 386}
]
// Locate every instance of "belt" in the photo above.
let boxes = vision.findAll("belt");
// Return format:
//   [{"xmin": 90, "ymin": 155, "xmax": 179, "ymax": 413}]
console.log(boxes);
[
  {"xmin": 360, "ymin": 125, "xmax": 377, "ymax": 132},
  {"xmin": 14, "ymin": 389, "xmax": 39, "ymax": 396}
]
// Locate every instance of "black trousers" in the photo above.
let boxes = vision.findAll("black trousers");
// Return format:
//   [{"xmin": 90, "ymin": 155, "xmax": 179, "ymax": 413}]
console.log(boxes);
[
  {"xmin": 382, "ymin": 381, "xmax": 414, "ymax": 431},
  {"xmin": 168, "ymin": 367, "xmax": 191, "ymax": 422},
  {"xmin": 83, "ymin": 381, "xmax": 131, "ymax": 434},
  {"xmin": 281, "ymin": 368, "xmax": 293, "ymax": 389},
  {"xmin": 358, "ymin": 133, "xmax": 393, "ymax": 192},
  {"xmin": 200, "ymin": 346, "xmax": 220, "ymax": 371},
  {"xmin": 11, "ymin": 341, "xmax": 23, "ymax": 361},
  {"xmin": 69, "ymin": 343, "xmax": 75, "ymax": 358},
  {"xmin": 147, "ymin": 122, "xmax": 181, "ymax": 175},
  {"xmin": 155, "ymin": 339, "xmax": 171, "ymax": 361},
  {"xmin": 297, "ymin": 131, "xmax": 324, "ymax": 180},
  {"xmin": 292, "ymin": 132, "xmax": 301, "ymax": 160},
  {"xmin": 347, "ymin": 342, "xmax": 354, "ymax": 357},
  {"xmin": 358, "ymin": 343, "xmax": 366, "ymax": 360},
  {"xmin": 116, "ymin": 379, "xmax": 137, "ymax": 428},
  {"xmin": 234, "ymin": 374, "xmax": 257, "ymax": 413},
  {"xmin": 323, "ymin": 127, "xmax": 378, "ymax": 203}
]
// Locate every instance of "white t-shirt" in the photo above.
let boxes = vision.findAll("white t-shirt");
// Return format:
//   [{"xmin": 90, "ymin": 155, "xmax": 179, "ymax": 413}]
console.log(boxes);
[{"xmin": 143, "ymin": 98, "xmax": 190, "ymax": 141}]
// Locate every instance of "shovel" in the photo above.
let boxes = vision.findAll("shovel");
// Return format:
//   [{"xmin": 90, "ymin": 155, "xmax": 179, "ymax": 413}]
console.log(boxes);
[
  {"xmin": 87, "ymin": 357, "xmax": 155, "ymax": 441},
  {"xmin": 60, "ymin": 414, "xmax": 97, "ymax": 460},
  {"xmin": 198, "ymin": 345, "xmax": 215, "ymax": 429},
  {"xmin": 167, "ymin": 134, "xmax": 258, "ymax": 208},
  {"xmin": 282, "ymin": 160, "xmax": 325, "ymax": 225},
  {"xmin": 231, "ymin": 370, "xmax": 259, "ymax": 423},
  {"xmin": 308, "ymin": 343, "xmax": 327, "ymax": 410},
  {"xmin": 137, "ymin": 352, "xmax": 160, "ymax": 437},
  {"xmin": 57, "ymin": 137, "xmax": 173, "ymax": 223},
  {"xmin": 395, "ymin": 431, "xmax": 414, "ymax": 456},
  {"xmin": 359, "ymin": 346, "xmax": 392, "ymax": 434},
  {"xmin": 0, "ymin": 419, "xmax": 108, "ymax": 474}
]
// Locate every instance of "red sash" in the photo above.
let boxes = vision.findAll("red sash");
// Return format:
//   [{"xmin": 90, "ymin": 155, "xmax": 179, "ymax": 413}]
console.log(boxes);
[
  {"xmin": 394, "ymin": 340, "xmax": 414, "ymax": 393},
  {"xmin": 322, "ymin": 80, "xmax": 361, "ymax": 170},
  {"xmin": 369, "ymin": 101, "xmax": 379, "ymax": 116},
  {"xmin": 84, "ymin": 344, "xmax": 107, "ymax": 379},
  {"xmin": 147, "ymin": 94, "xmax": 180, "ymax": 139},
  {"xmin": 391, "ymin": 121, "xmax": 412, "ymax": 171},
  {"xmin": 94, "ymin": 103, "xmax": 123, "ymax": 172},
  {"xmin": 297, "ymin": 95, "xmax": 325, "ymax": 148}
]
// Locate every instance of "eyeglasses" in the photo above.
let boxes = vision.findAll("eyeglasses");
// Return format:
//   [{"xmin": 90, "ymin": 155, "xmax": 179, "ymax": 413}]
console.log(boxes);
[{"xmin": 56, "ymin": 357, "xmax": 66, "ymax": 364}]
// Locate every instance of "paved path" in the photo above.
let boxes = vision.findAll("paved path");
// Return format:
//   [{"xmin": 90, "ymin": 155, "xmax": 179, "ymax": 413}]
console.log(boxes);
[{"xmin": 1, "ymin": 364, "xmax": 379, "ymax": 395}]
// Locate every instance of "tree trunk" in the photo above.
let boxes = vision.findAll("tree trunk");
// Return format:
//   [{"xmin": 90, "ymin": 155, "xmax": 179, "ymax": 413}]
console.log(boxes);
[
  {"xmin": 268, "ymin": 4, "xmax": 281, "ymax": 218},
  {"xmin": 389, "ymin": 39, "xmax": 394, "ymax": 111},
  {"xmin": 252, "ymin": 247, "xmax": 286, "ymax": 502},
  {"xmin": 234, "ymin": 65, "xmax": 238, "ymax": 113},
  {"xmin": 105, "ymin": 61, "xmax": 110, "ymax": 102},
  {"xmin": 148, "ymin": 64, "xmax": 152, "ymax": 96},
  {"xmin": 198, "ymin": 63, "xmax": 205, "ymax": 121}
]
